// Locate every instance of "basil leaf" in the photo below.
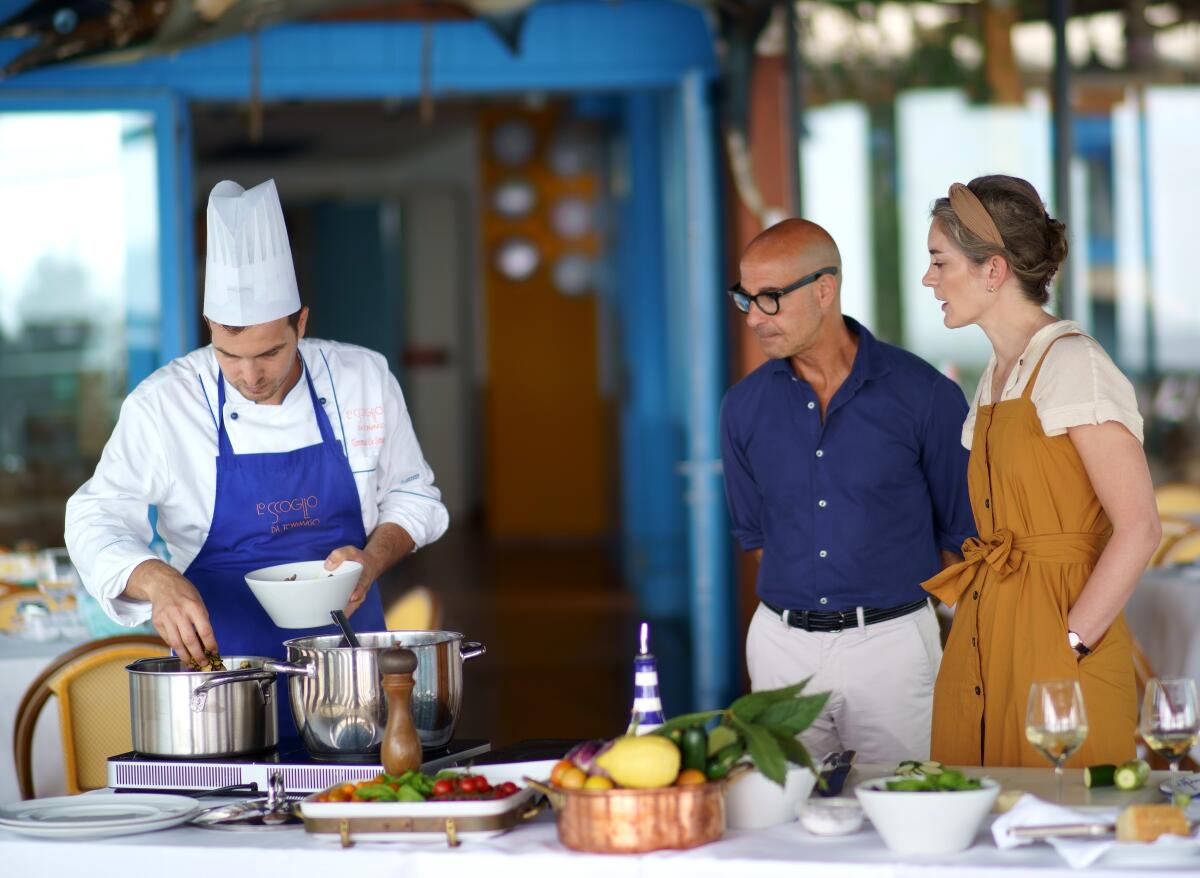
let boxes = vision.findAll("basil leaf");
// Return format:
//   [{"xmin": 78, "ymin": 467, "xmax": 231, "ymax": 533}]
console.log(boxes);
[
  {"xmin": 649, "ymin": 710, "xmax": 725, "ymax": 738},
  {"xmin": 755, "ymin": 692, "xmax": 831, "ymax": 734},
  {"xmin": 767, "ymin": 728, "xmax": 815, "ymax": 772},
  {"xmin": 729, "ymin": 679, "xmax": 812, "ymax": 723},
  {"xmin": 730, "ymin": 715, "xmax": 787, "ymax": 785}
]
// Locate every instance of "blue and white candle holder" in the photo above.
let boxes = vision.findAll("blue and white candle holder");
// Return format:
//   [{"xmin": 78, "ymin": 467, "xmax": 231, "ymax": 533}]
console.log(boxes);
[{"xmin": 628, "ymin": 621, "xmax": 665, "ymax": 735}]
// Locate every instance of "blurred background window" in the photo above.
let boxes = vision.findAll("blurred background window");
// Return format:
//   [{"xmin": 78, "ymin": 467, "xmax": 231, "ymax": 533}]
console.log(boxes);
[{"xmin": 0, "ymin": 111, "xmax": 160, "ymax": 549}]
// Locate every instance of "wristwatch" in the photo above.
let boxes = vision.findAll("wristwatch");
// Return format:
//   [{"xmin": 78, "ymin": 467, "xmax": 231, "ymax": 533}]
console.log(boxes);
[{"xmin": 1067, "ymin": 630, "xmax": 1091, "ymax": 657}]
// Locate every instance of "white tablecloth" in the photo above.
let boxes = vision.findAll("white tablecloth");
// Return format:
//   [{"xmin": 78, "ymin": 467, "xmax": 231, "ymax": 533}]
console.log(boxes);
[
  {"xmin": 1, "ymin": 767, "xmax": 1192, "ymax": 878},
  {"xmin": 1126, "ymin": 565, "xmax": 1200, "ymax": 687},
  {"xmin": 0, "ymin": 634, "xmax": 90, "ymax": 804}
]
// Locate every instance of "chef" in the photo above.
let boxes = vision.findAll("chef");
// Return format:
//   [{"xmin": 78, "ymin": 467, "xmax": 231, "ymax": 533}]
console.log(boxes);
[{"xmin": 65, "ymin": 179, "xmax": 448, "ymax": 699}]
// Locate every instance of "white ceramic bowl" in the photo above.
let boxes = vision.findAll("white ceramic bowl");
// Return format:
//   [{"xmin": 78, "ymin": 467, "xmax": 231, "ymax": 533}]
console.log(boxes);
[
  {"xmin": 798, "ymin": 796, "xmax": 864, "ymax": 836},
  {"xmin": 854, "ymin": 775, "xmax": 1000, "ymax": 855},
  {"xmin": 725, "ymin": 765, "xmax": 816, "ymax": 830},
  {"xmin": 244, "ymin": 560, "xmax": 362, "ymax": 628}
]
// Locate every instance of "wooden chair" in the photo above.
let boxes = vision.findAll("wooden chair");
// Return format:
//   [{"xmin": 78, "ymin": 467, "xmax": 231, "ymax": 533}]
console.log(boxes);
[
  {"xmin": 1150, "ymin": 516, "xmax": 1198, "ymax": 568},
  {"xmin": 1155, "ymin": 483, "xmax": 1200, "ymax": 518},
  {"xmin": 1159, "ymin": 527, "xmax": 1200, "ymax": 567},
  {"xmin": 385, "ymin": 585, "xmax": 442, "ymax": 631},
  {"xmin": 13, "ymin": 634, "xmax": 168, "ymax": 798},
  {"xmin": 1130, "ymin": 636, "xmax": 1198, "ymax": 771}
]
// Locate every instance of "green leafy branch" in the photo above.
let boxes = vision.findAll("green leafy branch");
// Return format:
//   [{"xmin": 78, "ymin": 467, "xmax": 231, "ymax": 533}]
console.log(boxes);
[{"xmin": 652, "ymin": 679, "xmax": 830, "ymax": 786}]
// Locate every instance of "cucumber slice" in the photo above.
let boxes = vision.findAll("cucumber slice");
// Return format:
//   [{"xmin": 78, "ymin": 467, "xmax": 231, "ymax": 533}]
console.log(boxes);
[
  {"xmin": 1085, "ymin": 764, "xmax": 1116, "ymax": 788},
  {"xmin": 1114, "ymin": 759, "xmax": 1151, "ymax": 790}
]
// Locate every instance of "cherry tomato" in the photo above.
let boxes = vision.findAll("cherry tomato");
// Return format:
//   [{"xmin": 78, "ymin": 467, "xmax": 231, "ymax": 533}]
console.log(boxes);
[
  {"xmin": 498, "ymin": 782, "xmax": 519, "ymax": 797},
  {"xmin": 432, "ymin": 779, "xmax": 454, "ymax": 797},
  {"xmin": 475, "ymin": 779, "xmax": 492, "ymax": 794},
  {"xmin": 459, "ymin": 776, "xmax": 478, "ymax": 793}
]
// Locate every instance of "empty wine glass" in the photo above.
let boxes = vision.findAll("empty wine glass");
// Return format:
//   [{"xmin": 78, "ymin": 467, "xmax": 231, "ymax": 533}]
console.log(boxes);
[
  {"xmin": 1140, "ymin": 677, "xmax": 1200, "ymax": 803},
  {"xmin": 1026, "ymin": 680, "xmax": 1089, "ymax": 803}
]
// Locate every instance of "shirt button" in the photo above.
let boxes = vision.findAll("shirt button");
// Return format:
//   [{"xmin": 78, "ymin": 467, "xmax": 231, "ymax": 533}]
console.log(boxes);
[
  {"xmin": 319, "ymin": 397, "xmax": 327, "ymax": 405},
  {"xmin": 818, "ymin": 500, "xmax": 827, "ymax": 508},
  {"xmin": 791, "ymin": 376, "xmax": 798, "ymax": 382},
  {"xmin": 975, "ymin": 686, "xmax": 982, "ymax": 695},
  {"xmin": 815, "ymin": 449, "xmax": 824, "ymax": 458},
  {"xmin": 230, "ymin": 412, "xmax": 239, "ymax": 421},
  {"xmin": 819, "ymin": 597, "xmax": 829, "ymax": 605},
  {"xmin": 819, "ymin": 550, "xmax": 828, "ymax": 558},
  {"xmin": 972, "ymin": 590, "xmax": 979, "ymax": 600},
  {"xmin": 807, "ymin": 401, "xmax": 815, "ymax": 410},
  {"xmin": 984, "ymin": 499, "xmax": 990, "ymax": 509},
  {"xmin": 971, "ymin": 637, "xmax": 977, "ymax": 647}
]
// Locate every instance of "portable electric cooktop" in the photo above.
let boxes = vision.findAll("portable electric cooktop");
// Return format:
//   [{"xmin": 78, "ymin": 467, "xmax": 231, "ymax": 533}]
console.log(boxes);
[{"xmin": 106, "ymin": 739, "xmax": 490, "ymax": 795}]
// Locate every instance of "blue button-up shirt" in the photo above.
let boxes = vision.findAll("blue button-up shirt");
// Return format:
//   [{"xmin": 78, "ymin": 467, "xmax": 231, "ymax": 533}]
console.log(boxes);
[{"xmin": 719, "ymin": 317, "xmax": 975, "ymax": 612}]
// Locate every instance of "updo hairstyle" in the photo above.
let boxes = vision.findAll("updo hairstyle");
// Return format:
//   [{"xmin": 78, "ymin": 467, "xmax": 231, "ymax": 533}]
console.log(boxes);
[{"xmin": 930, "ymin": 175, "xmax": 1068, "ymax": 306}]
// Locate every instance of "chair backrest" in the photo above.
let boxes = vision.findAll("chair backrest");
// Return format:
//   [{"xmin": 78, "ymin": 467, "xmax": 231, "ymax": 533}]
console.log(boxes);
[
  {"xmin": 385, "ymin": 585, "xmax": 442, "ymax": 632},
  {"xmin": 13, "ymin": 634, "xmax": 168, "ymax": 798},
  {"xmin": 1160, "ymin": 528, "xmax": 1200, "ymax": 567},
  {"xmin": 1155, "ymin": 483, "xmax": 1200, "ymax": 518},
  {"xmin": 1150, "ymin": 516, "xmax": 1198, "ymax": 568}
]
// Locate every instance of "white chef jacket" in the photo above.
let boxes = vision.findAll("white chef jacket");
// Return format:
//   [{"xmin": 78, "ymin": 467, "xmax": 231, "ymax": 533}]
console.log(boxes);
[{"xmin": 65, "ymin": 338, "xmax": 449, "ymax": 626}]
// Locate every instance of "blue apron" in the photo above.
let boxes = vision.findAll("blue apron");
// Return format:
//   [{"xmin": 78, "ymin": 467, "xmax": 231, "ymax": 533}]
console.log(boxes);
[{"xmin": 184, "ymin": 358, "xmax": 386, "ymax": 741}]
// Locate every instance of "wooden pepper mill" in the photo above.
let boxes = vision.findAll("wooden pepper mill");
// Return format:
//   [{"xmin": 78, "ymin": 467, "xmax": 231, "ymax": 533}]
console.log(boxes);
[{"xmin": 378, "ymin": 645, "xmax": 422, "ymax": 775}]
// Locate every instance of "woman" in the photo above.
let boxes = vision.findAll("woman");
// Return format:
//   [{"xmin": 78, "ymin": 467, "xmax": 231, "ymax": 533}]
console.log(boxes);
[{"xmin": 920, "ymin": 175, "xmax": 1160, "ymax": 767}]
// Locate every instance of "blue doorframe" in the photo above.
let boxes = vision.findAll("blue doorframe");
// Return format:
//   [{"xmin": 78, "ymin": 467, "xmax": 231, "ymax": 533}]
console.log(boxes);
[{"xmin": 0, "ymin": 91, "xmax": 196, "ymax": 385}]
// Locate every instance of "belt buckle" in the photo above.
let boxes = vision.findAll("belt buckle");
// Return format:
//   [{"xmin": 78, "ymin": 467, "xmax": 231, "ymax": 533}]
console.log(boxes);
[{"xmin": 830, "ymin": 611, "xmax": 847, "ymax": 633}]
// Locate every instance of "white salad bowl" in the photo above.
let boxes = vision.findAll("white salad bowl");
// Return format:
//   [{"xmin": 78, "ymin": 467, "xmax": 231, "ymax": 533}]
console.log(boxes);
[
  {"xmin": 725, "ymin": 765, "xmax": 817, "ymax": 830},
  {"xmin": 854, "ymin": 775, "xmax": 1000, "ymax": 855},
  {"xmin": 244, "ymin": 560, "xmax": 362, "ymax": 628}
]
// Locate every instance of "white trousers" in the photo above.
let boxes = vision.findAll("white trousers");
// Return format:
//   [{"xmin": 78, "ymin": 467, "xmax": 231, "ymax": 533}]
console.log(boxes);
[{"xmin": 746, "ymin": 601, "xmax": 942, "ymax": 764}]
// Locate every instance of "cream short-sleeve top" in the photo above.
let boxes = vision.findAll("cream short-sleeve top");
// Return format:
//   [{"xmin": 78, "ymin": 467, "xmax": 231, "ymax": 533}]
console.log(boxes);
[{"xmin": 961, "ymin": 319, "xmax": 1144, "ymax": 449}]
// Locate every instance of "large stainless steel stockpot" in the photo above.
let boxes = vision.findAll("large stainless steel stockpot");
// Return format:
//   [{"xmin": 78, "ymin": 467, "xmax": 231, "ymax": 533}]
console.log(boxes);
[
  {"xmin": 126, "ymin": 656, "xmax": 286, "ymax": 757},
  {"xmin": 281, "ymin": 631, "xmax": 485, "ymax": 757}
]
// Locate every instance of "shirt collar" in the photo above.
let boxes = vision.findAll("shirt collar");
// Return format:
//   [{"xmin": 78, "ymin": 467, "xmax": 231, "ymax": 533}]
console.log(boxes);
[{"xmin": 769, "ymin": 316, "xmax": 890, "ymax": 383}]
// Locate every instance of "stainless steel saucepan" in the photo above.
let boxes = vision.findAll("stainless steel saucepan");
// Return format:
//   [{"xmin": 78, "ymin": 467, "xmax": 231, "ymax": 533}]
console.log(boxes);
[{"xmin": 126, "ymin": 656, "xmax": 309, "ymax": 757}]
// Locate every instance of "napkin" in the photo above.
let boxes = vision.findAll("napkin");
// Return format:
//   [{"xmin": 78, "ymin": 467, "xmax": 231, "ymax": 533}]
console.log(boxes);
[{"xmin": 993, "ymin": 794, "xmax": 1200, "ymax": 869}]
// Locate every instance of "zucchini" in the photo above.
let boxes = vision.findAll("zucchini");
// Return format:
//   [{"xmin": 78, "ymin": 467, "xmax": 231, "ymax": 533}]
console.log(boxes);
[
  {"xmin": 679, "ymin": 727, "xmax": 708, "ymax": 773},
  {"xmin": 706, "ymin": 741, "xmax": 746, "ymax": 780},
  {"xmin": 1085, "ymin": 764, "xmax": 1116, "ymax": 787},
  {"xmin": 1115, "ymin": 759, "xmax": 1151, "ymax": 791}
]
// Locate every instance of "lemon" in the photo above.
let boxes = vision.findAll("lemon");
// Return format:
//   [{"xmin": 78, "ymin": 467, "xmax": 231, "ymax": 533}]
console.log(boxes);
[
  {"xmin": 594, "ymin": 735, "xmax": 681, "ymax": 789},
  {"xmin": 583, "ymin": 775, "xmax": 614, "ymax": 790}
]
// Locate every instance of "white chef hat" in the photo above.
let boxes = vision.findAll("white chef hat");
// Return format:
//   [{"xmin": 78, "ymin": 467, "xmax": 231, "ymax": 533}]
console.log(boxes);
[{"xmin": 203, "ymin": 178, "xmax": 301, "ymax": 327}]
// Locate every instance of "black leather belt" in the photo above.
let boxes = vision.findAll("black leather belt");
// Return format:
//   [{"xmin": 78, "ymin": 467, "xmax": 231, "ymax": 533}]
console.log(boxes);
[{"xmin": 762, "ymin": 597, "xmax": 928, "ymax": 633}]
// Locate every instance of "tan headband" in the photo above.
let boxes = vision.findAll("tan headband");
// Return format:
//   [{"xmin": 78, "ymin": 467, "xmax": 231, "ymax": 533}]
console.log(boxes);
[{"xmin": 948, "ymin": 183, "xmax": 1005, "ymax": 248}]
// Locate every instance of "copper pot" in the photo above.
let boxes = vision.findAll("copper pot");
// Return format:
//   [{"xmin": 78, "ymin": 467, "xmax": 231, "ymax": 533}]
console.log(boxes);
[{"xmin": 535, "ymin": 781, "xmax": 726, "ymax": 854}]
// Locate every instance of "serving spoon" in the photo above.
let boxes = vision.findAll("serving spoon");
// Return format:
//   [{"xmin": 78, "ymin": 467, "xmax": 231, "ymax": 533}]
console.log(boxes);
[{"xmin": 330, "ymin": 609, "xmax": 361, "ymax": 648}]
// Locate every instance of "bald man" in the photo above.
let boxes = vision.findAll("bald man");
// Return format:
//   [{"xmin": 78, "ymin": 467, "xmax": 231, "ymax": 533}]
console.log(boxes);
[{"xmin": 719, "ymin": 219, "xmax": 974, "ymax": 762}]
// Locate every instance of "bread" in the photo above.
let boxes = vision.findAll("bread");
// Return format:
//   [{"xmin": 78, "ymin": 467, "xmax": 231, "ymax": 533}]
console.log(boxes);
[{"xmin": 1115, "ymin": 804, "xmax": 1189, "ymax": 842}]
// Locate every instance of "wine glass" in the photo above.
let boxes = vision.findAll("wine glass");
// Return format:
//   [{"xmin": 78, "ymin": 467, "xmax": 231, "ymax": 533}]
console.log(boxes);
[
  {"xmin": 1026, "ymin": 680, "xmax": 1089, "ymax": 802},
  {"xmin": 36, "ymin": 548, "xmax": 81, "ymax": 634},
  {"xmin": 1140, "ymin": 677, "xmax": 1200, "ymax": 803}
]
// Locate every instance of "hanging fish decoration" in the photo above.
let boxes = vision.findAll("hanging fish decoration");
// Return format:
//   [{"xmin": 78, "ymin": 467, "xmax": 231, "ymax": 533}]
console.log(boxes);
[{"xmin": 0, "ymin": 0, "xmax": 535, "ymax": 79}]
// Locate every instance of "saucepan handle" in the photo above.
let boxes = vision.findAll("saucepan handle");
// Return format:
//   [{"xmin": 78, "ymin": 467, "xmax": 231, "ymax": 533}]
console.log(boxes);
[
  {"xmin": 460, "ymin": 641, "xmax": 486, "ymax": 662},
  {"xmin": 190, "ymin": 670, "xmax": 278, "ymax": 712}
]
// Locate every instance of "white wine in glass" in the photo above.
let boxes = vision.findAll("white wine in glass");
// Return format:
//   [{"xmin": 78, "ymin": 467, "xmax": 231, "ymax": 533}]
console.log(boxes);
[
  {"xmin": 1026, "ymin": 680, "xmax": 1089, "ymax": 802},
  {"xmin": 1140, "ymin": 677, "xmax": 1200, "ymax": 801}
]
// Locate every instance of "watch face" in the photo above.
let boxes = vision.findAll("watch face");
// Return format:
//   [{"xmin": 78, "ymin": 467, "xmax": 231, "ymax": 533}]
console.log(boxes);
[{"xmin": 1068, "ymin": 631, "xmax": 1080, "ymax": 647}]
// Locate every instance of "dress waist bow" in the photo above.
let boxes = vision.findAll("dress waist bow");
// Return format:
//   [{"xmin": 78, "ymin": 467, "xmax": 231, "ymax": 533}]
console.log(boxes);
[{"xmin": 922, "ymin": 529, "xmax": 1106, "ymax": 607}]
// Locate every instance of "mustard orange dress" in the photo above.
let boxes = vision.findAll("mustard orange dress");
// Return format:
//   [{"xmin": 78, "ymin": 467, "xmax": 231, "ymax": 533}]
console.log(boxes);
[{"xmin": 922, "ymin": 335, "xmax": 1137, "ymax": 767}]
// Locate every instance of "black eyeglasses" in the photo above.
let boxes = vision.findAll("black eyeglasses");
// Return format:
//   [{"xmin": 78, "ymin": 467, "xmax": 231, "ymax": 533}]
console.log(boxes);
[{"xmin": 727, "ymin": 266, "xmax": 839, "ymax": 315}]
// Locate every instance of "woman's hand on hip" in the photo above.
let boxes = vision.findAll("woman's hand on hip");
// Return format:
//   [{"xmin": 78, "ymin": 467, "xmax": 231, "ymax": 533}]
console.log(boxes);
[{"xmin": 124, "ymin": 559, "xmax": 217, "ymax": 667}]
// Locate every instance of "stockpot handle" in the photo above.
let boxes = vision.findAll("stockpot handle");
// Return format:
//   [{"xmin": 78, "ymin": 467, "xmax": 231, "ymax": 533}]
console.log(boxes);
[
  {"xmin": 460, "ymin": 641, "xmax": 486, "ymax": 662},
  {"xmin": 189, "ymin": 660, "xmax": 314, "ymax": 711},
  {"xmin": 190, "ymin": 670, "xmax": 277, "ymax": 712}
]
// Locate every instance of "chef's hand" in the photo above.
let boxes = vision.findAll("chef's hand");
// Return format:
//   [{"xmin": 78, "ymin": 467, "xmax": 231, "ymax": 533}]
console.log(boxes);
[
  {"xmin": 325, "ymin": 546, "xmax": 382, "ymax": 617},
  {"xmin": 124, "ymin": 559, "xmax": 218, "ymax": 667}
]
